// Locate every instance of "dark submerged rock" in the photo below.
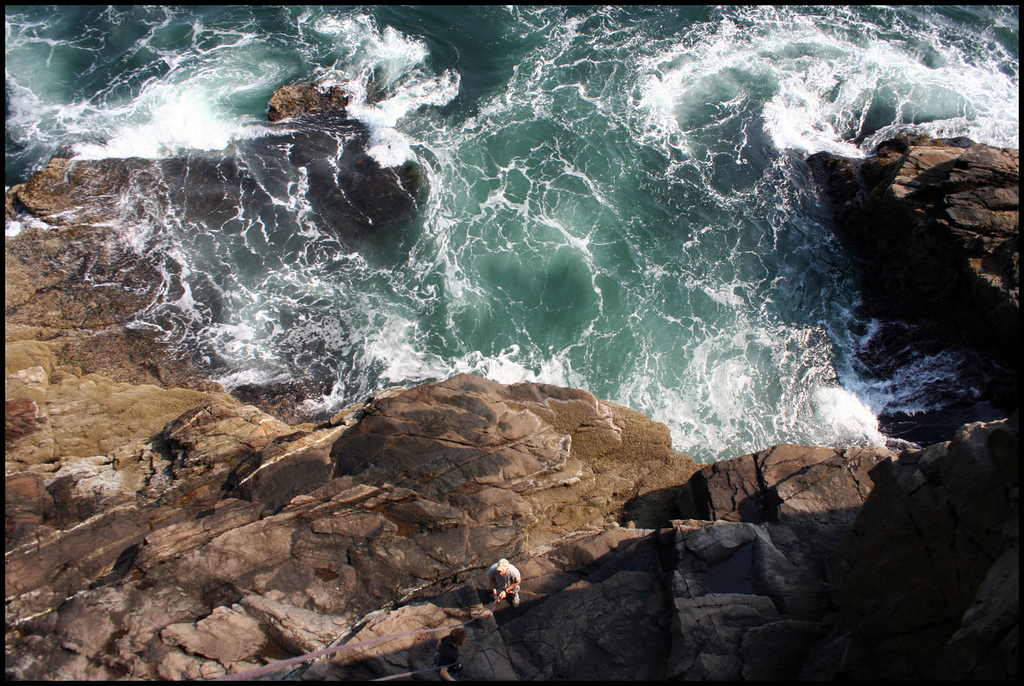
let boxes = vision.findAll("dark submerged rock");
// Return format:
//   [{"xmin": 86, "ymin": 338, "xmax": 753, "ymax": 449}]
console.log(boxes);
[
  {"xmin": 4, "ymin": 81, "xmax": 428, "ymax": 425},
  {"xmin": 8, "ymin": 119, "xmax": 423, "ymax": 242}
]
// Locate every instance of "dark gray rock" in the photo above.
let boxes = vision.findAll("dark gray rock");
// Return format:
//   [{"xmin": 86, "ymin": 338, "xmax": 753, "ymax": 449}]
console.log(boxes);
[
  {"xmin": 665, "ymin": 443, "xmax": 895, "ymax": 680},
  {"xmin": 806, "ymin": 136, "xmax": 1019, "ymax": 417},
  {"xmin": 804, "ymin": 412, "xmax": 1019, "ymax": 680}
]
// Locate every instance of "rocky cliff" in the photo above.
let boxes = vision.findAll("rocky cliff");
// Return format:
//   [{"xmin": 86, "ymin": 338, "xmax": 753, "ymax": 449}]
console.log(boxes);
[
  {"xmin": 6, "ymin": 371, "xmax": 1017, "ymax": 680},
  {"xmin": 807, "ymin": 136, "xmax": 1019, "ymax": 437},
  {"xmin": 6, "ymin": 85, "xmax": 1019, "ymax": 680}
]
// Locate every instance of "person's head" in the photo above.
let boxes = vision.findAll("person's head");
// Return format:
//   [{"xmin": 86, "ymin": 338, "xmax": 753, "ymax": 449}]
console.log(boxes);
[
  {"xmin": 449, "ymin": 627, "xmax": 468, "ymax": 646},
  {"xmin": 496, "ymin": 558, "xmax": 510, "ymax": 574}
]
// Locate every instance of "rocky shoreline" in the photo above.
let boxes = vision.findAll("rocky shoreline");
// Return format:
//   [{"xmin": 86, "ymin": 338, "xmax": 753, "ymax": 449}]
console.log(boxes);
[
  {"xmin": 6, "ymin": 84, "xmax": 1019, "ymax": 680},
  {"xmin": 807, "ymin": 136, "xmax": 1019, "ymax": 443}
]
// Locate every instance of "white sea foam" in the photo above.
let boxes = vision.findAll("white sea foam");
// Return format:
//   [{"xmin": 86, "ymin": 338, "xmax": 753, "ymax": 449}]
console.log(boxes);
[
  {"xmin": 810, "ymin": 385, "xmax": 888, "ymax": 446},
  {"xmin": 635, "ymin": 6, "xmax": 1020, "ymax": 162},
  {"xmin": 5, "ymin": 12, "xmax": 290, "ymax": 162},
  {"xmin": 313, "ymin": 15, "xmax": 460, "ymax": 167},
  {"xmin": 70, "ymin": 84, "xmax": 257, "ymax": 159},
  {"xmin": 363, "ymin": 316, "xmax": 577, "ymax": 391},
  {"xmin": 762, "ymin": 75, "xmax": 866, "ymax": 158},
  {"xmin": 4, "ymin": 208, "xmax": 53, "ymax": 237}
]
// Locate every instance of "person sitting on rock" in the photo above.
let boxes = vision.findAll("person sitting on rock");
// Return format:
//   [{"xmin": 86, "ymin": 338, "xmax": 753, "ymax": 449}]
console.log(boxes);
[
  {"xmin": 487, "ymin": 558, "xmax": 521, "ymax": 607},
  {"xmin": 434, "ymin": 627, "xmax": 467, "ymax": 681}
]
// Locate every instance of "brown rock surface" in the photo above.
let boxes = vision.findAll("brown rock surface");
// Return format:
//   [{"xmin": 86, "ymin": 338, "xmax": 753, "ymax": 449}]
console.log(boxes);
[
  {"xmin": 327, "ymin": 375, "xmax": 697, "ymax": 546},
  {"xmin": 666, "ymin": 412, "xmax": 1017, "ymax": 681},
  {"xmin": 5, "ymin": 373, "xmax": 701, "ymax": 680},
  {"xmin": 5, "ymin": 368, "xmax": 1017, "ymax": 680},
  {"xmin": 267, "ymin": 83, "xmax": 351, "ymax": 122},
  {"xmin": 5, "ymin": 338, "xmax": 218, "ymax": 473}
]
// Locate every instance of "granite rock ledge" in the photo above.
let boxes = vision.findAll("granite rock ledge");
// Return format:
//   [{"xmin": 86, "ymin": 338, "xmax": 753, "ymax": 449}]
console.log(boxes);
[{"xmin": 5, "ymin": 368, "xmax": 1017, "ymax": 680}]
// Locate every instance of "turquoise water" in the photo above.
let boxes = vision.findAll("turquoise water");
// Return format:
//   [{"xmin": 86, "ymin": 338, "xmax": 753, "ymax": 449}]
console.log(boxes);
[{"xmin": 6, "ymin": 6, "xmax": 1019, "ymax": 462}]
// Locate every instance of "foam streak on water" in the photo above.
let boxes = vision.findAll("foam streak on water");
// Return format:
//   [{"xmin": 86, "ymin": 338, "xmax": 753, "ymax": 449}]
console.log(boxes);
[{"xmin": 5, "ymin": 5, "xmax": 1019, "ymax": 462}]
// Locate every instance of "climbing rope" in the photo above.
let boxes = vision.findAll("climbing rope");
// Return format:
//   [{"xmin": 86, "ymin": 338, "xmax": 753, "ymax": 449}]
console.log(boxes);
[
  {"xmin": 371, "ymin": 665, "xmax": 445, "ymax": 681},
  {"xmin": 214, "ymin": 600, "xmax": 497, "ymax": 681}
]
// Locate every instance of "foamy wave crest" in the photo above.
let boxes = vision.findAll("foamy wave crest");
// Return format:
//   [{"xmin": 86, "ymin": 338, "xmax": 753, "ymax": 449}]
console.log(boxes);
[
  {"xmin": 4, "ymin": 210, "xmax": 53, "ymax": 237},
  {"xmin": 313, "ymin": 14, "xmax": 460, "ymax": 167},
  {"xmin": 635, "ymin": 6, "xmax": 1019, "ymax": 162},
  {"xmin": 9, "ymin": 12, "xmax": 295, "ymax": 161},
  {"xmin": 809, "ymin": 385, "xmax": 888, "ymax": 446},
  {"xmin": 70, "ymin": 84, "xmax": 268, "ymax": 159},
  {"xmin": 364, "ymin": 317, "xmax": 577, "ymax": 390}
]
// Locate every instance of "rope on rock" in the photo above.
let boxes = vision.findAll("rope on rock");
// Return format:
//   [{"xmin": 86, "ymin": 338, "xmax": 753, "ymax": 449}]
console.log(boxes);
[
  {"xmin": 371, "ymin": 665, "xmax": 445, "ymax": 681},
  {"xmin": 213, "ymin": 601, "xmax": 496, "ymax": 682}
]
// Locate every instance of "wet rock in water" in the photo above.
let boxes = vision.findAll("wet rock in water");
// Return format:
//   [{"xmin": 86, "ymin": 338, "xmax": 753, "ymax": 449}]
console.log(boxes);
[
  {"xmin": 7, "ymin": 156, "xmax": 137, "ymax": 227},
  {"xmin": 266, "ymin": 81, "xmax": 425, "ymax": 233},
  {"xmin": 4, "ymin": 80, "xmax": 424, "ymax": 240},
  {"xmin": 4, "ymin": 81, "xmax": 428, "ymax": 433},
  {"xmin": 229, "ymin": 379, "xmax": 334, "ymax": 425},
  {"xmin": 7, "ymin": 134, "xmax": 421, "ymax": 242},
  {"xmin": 339, "ymin": 148, "xmax": 423, "ymax": 228},
  {"xmin": 4, "ymin": 155, "xmax": 233, "ymax": 404},
  {"xmin": 267, "ymin": 83, "xmax": 351, "ymax": 123}
]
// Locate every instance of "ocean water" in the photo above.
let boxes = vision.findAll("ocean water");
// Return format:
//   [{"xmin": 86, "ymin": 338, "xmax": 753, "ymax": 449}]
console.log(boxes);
[{"xmin": 5, "ymin": 5, "xmax": 1019, "ymax": 463}]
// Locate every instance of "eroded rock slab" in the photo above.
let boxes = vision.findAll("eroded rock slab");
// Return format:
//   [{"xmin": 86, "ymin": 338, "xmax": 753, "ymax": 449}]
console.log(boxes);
[
  {"xmin": 324, "ymin": 374, "xmax": 698, "ymax": 545},
  {"xmin": 676, "ymin": 443, "xmax": 891, "ymax": 524},
  {"xmin": 5, "ymin": 374, "xmax": 698, "ymax": 681}
]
